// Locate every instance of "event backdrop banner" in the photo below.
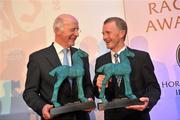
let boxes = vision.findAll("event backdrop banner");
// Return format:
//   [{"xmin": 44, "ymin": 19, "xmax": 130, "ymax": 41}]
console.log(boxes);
[
  {"xmin": 124, "ymin": 0, "xmax": 180, "ymax": 120},
  {"xmin": 1, "ymin": 0, "xmax": 179, "ymax": 120}
]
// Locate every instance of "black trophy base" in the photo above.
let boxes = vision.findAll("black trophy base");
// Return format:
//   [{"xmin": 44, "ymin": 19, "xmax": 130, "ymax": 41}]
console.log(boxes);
[
  {"xmin": 50, "ymin": 101, "xmax": 96, "ymax": 118},
  {"xmin": 98, "ymin": 98, "xmax": 143, "ymax": 111}
]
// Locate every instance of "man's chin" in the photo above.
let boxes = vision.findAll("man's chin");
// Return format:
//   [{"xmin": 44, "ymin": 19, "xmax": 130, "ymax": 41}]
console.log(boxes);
[
  {"xmin": 106, "ymin": 45, "xmax": 112, "ymax": 49},
  {"xmin": 69, "ymin": 42, "xmax": 75, "ymax": 47},
  {"xmin": 72, "ymin": 42, "xmax": 75, "ymax": 46}
]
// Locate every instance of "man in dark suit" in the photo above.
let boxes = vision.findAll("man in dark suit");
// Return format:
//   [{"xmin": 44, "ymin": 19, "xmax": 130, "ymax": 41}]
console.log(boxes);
[
  {"xmin": 23, "ymin": 14, "xmax": 94, "ymax": 120},
  {"xmin": 93, "ymin": 17, "xmax": 161, "ymax": 120}
]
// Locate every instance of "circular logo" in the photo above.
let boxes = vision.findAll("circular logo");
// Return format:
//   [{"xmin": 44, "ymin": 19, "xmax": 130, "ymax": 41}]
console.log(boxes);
[{"xmin": 177, "ymin": 44, "xmax": 180, "ymax": 67}]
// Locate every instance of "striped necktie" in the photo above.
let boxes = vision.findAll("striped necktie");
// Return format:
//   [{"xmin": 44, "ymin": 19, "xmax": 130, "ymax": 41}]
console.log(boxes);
[{"xmin": 114, "ymin": 53, "xmax": 122, "ymax": 87}]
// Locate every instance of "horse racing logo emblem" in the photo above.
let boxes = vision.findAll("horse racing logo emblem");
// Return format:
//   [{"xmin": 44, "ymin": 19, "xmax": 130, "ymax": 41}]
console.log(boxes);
[{"xmin": 177, "ymin": 44, "xmax": 180, "ymax": 67}]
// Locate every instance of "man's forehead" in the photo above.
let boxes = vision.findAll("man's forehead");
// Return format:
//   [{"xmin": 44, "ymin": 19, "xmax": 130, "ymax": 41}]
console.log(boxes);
[
  {"xmin": 103, "ymin": 21, "xmax": 119, "ymax": 31},
  {"xmin": 63, "ymin": 18, "xmax": 78, "ymax": 26},
  {"xmin": 63, "ymin": 21, "xmax": 79, "ymax": 28}
]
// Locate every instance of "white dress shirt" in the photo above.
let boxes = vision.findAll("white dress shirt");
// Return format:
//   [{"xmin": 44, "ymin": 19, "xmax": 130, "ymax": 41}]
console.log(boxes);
[
  {"xmin": 111, "ymin": 46, "xmax": 126, "ymax": 63},
  {"xmin": 53, "ymin": 42, "xmax": 72, "ymax": 66}
]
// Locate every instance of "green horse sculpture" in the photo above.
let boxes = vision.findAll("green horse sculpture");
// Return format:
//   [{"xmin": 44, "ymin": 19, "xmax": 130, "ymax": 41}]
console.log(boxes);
[
  {"xmin": 97, "ymin": 48, "xmax": 137, "ymax": 103},
  {"xmin": 49, "ymin": 49, "xmax": 88, "ymax": 107}
]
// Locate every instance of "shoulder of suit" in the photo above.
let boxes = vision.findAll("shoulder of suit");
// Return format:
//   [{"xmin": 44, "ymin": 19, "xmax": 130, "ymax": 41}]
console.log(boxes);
[
  {"xmin": 29, "ymin": 45, "xmax": 52, "ymax": 58},
  {"xmin": 71, "ymin": 47, "xmax": 78, "ymax": 51},
  {"xmin": 128, "ymin": 48, "xmax": 149, "ymax": 56},
  {"xmin": 96, "ymin": 52, "xmax": 110, "ymax": 61},
  {"xmin": 72, "ymin": 47, "xmax": 89, "ymax": 55}
]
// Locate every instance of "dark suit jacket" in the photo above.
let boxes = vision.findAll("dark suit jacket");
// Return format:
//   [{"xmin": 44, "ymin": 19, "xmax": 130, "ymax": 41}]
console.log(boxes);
[
  {"xmin": 23, "ymin": 44, "xmax": 93, "ymax": 120},
  {"xmin": 93, "ymin": 47, "xmax": 161, "ymax": 120}
]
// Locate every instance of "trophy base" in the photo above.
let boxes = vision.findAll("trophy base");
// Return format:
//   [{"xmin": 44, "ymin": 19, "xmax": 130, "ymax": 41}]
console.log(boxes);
[
  {"xmin": 50, "ymin": 101, "xmax": 96, "ymax": 118},
  {"xmin": 98, "ymin": 98, "xmax": 143, "ymax": 111}
]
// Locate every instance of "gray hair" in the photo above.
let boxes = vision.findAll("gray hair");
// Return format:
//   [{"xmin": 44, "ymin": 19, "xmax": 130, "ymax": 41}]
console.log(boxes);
[{"xmin": 53, "ymin": 16, "xmax": 64, "ymax": 32}]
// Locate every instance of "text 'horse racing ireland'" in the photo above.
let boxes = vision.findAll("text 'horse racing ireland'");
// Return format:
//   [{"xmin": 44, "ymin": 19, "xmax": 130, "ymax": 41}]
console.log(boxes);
[
  {"xmin": 97, "ymin": 49, "xmax": 137, "ymax": 103},
  {"xmin": 49, "ymin": 49, "xmax": 88, "ymax": 107}
]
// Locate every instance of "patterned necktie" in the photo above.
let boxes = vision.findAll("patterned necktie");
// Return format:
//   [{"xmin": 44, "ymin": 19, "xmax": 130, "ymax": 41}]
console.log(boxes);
[
  {"xmin": 62, "ymin": 48, "xmax": 72, "ymax": 87},
  {"xmin": 114, "ymin": 53, "xmax": 122, "ymax": 87}
]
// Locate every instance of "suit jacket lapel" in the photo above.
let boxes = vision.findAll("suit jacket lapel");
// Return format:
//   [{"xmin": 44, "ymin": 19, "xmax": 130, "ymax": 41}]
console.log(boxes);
[
  {"xmin": 70, "ymin": 47, "xmax": 77, "ymax": 65},
  {"xmin": 126, "ymin": 47, "xmax": 136, "ymax": 78},
  {"xmin": 106, "ymin": 52, "xmax": 112, "ymax": 64},
  {"xmin": 45, "ymin": 44, "xmax": 61, "ymax": 68},
  {"xmin": 45, "ymin": 45, "xmax": 76, "ymax": 68},
  {"xmin": 70, "ymin": 47, "xmax": 76, "ymax": 57}
]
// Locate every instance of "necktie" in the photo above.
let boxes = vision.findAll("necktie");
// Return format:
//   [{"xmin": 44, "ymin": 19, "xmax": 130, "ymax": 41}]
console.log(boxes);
[
  {"xmin": 114, "ymin": 53, "xmax": 122, "ymax": 87},
  {"xmin": 62, "ymin": 48, "xmax": 72, "ymax": 87}
]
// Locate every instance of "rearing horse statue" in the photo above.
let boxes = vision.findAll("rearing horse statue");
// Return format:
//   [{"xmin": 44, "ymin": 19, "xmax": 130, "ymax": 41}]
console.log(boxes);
[
  {"xmin": 97, "ymin": 48, "xmax": 137, "ymax": 103},
  {"xmin": 49, "ymin": 49, "xmax": 88, "ymax": 107}
]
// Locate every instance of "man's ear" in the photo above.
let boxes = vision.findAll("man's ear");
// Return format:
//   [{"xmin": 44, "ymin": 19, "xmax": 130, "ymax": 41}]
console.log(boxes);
[
  {"xmin": 119, "ymin": 30, "xmax": 125, "ymax": 39},
  {"xmin": 54, "ymin": 27, "xmax": 59, "ymax": 32},
  {"xmin": 54, "ymin": 27, "xmax": 63, "ymax": 35}
]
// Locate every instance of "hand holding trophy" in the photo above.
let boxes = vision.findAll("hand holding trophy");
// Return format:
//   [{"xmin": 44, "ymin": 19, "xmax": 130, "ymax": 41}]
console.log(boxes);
[
  {"xmin": 97, "ymin": 49, "xmax": 143, "ymax": 110},
  {"xmin": 49, "ymin": 49, "xmax": 95, "ymax": 117}
]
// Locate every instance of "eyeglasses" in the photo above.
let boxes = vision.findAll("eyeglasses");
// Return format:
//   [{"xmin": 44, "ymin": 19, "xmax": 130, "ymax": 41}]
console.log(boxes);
[{"xmin": 69, "ymin": 28, "xmax": 81, "ymax": 33}]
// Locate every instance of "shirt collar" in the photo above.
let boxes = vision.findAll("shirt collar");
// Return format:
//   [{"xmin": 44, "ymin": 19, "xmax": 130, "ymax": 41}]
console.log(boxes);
[
  {"xmin": 54, "ymin": 42, "xmax": 70, "ymax": 53},
  {"xmin": 111, "ymin": 45, "xmax": 127, "ymax": 56}
]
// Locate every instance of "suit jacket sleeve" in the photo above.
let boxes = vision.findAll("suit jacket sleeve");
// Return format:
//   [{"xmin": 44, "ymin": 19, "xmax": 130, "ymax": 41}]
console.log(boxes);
[
  {"xmin": 141, "ymin": 53, "xmax": 161, "ymax": 110},
  {"xmin": 23, "ymin": 54, "xmax": 47, "ymax": 116},
  {"xmin": 93, "ymin": 60, "xmax": 100, "ymax": 98},
  {"xmin": 83, "ymin": 56, "xmax": 94, "ymax": 98}
]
